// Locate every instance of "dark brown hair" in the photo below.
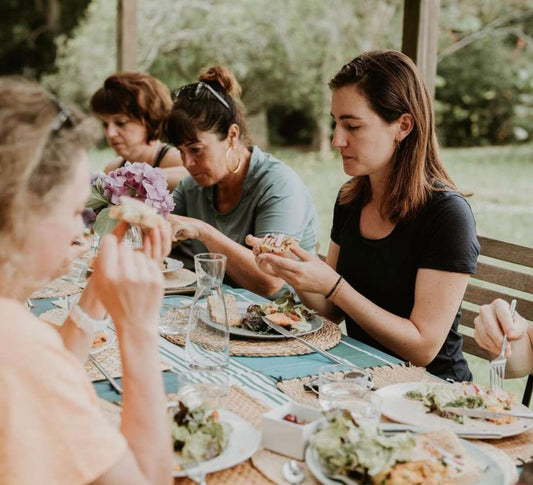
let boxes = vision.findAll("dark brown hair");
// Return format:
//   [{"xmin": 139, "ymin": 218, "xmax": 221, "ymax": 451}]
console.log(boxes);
[
  {"xmin": 165, "ymin": 66, "xmax": 249, "ymax": 147},
  {"xmin": 91, "ymin": 72, "xmax": 172, "ymax": 142},
  {"xmin": 330, "ymin": 50, "xmax": 457, "ymax": 223}
]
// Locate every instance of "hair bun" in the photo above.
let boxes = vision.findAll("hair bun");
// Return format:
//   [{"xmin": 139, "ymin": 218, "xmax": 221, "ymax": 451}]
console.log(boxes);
[{"xmin": 199, "ymin": 66, "xmax": 242, "ymax": 100}]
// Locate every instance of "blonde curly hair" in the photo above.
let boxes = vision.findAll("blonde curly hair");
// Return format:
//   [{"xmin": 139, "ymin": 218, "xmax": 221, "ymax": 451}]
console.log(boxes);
[{"xmin": 0, "ymin": 77, "xmax": 99, "ymax": 281}]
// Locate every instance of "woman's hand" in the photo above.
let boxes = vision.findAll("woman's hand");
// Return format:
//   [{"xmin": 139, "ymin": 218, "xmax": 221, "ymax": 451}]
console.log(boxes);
[
  {"xmin": 167, "ymin": 214, "xmax": 205, "ymax": 242},
  {"xmin": 474, "ymin": 299, "xmax": 528, "ymax": 357},
  {"xmin": 91, "ymin": 234, "xmax": 164, "ymax": 335},
  {"xmin": 113, "ymin": 219, "xmax": 172, "ymax": 261},
  {"xmin": 247, "ymin": 235, "xmax": 339, "ymax": 295}
]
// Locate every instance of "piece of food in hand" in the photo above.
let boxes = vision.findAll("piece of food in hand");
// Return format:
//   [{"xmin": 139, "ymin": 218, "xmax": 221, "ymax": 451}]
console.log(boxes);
[
  {"xmin": 109, "ymin": 195, "xmax": 164, "ymax": 230},
  {"xmin": 92, "ymin": 330, "xmax": 109, "ymax": 348},
  {"xmin": 207, "ymin": 294, "xmax": 242, "ymax": 326},
  {"xmin": 160, "ymin": 259, "xmax": 168, "ymax": 271},
  {"xmin": 257, "ymin": 233, "xmax": 298, "ymax": 257}
]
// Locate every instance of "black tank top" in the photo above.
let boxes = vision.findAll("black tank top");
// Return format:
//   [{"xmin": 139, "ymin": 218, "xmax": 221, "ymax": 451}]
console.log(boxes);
[{"xmin": 120, "ymin": 143, "xmax": 172, "ymax": 168}]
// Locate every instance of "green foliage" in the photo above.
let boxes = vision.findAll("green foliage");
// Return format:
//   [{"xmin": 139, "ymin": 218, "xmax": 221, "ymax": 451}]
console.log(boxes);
[
  {"xmin": 437, "ymin": 0, "xmax": 533, "ymax": 146},
  {"xmin": 435, "ymin": 40, "xmax": 520, "ymax": 146},
  {"xmin": 0, "ymin": 0, "xmax": 91, "ymax": 79}
]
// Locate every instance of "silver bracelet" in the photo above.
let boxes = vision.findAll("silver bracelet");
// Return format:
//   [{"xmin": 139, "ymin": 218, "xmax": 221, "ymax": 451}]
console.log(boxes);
[{"xmin": 69, "ymin": 304, "xmax": 111, "ymax": 334}]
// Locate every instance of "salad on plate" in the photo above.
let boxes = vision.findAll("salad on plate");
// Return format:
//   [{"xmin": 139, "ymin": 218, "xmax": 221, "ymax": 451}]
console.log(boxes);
[
  {"xmin": 309, "ymin": 409, "xmax": 482, "ymax": 484},
  {"xmin": 170, "ymin": 401, "xmax": 230, "ymax": 468}
]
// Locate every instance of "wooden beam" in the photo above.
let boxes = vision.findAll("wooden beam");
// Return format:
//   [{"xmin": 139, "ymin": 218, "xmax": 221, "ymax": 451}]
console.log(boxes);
[
  {"xmin": 401, "ymin": 0, "xmax": 440, "ymax": 98},
  {"xmin": 117, "ymin": 0, "xmax": 137, "ymax": 72}
]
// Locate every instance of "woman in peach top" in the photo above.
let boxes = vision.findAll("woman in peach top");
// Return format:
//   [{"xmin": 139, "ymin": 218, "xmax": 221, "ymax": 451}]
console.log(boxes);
[{"xmin": 0, "ymin": 78, "xmax": 173, "ymax": 485}]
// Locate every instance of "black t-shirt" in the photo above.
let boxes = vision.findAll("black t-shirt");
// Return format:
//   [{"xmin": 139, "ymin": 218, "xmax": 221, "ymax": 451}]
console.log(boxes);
[{"xmin": 331, "ymin": 189, "xmax": 480, "ymax": 381}]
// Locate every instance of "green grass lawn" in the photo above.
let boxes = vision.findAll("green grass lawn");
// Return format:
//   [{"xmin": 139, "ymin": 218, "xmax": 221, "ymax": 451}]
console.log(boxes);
[{"xmin": 89, "ymin": 143, "xmax": 533, "ymax": 403}]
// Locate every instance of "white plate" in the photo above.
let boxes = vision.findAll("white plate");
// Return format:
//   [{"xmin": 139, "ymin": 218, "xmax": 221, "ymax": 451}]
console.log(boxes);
[
  {"xmin": 305, "ymin": 432, "xmax": 505, "ymax": 485},
  {"xmin": 204, "ymin": 301, "xmax": 323, "ymax": 340},
  {"xmin": 172, "ymin": 410, "xmax": 260, "ymax": 477},
  {"xmin": 375, "ymin": 382, "xmax": 533, "ymax": 439},
  {"xmin": 162, "ymin": 257, "xmax": 184, "ymax": 273},
  {"xmin": 90, "ymin": 328, "xmax": 115, "ymax": 355}
]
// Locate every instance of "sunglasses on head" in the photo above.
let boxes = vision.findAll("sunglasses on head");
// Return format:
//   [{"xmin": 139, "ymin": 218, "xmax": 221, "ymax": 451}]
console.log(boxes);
[
  {"xmin": 174, "ymin": 81, "xmax": 230, "ymax": 110},
  {"xmin": 49, "ymin": 96, "xmax": 75, "ymax": 134}
]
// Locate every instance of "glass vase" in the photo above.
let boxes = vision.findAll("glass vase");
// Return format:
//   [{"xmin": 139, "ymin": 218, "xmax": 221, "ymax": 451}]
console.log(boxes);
[{"xmin": 185, "ymin": 253, "xmax": 230, "ymax": 369}]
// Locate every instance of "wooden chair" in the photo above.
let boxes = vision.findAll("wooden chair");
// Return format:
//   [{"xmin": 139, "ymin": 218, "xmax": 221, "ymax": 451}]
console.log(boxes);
[{"xmin": 459, "ymin": 236, "xmax": 533, "ymax": 406}]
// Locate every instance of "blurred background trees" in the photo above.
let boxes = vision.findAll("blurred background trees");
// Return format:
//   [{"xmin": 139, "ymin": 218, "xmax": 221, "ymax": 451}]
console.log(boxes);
[{"xmin": 2, "ymin": 0, "xmax": 532, "ymax": 148}]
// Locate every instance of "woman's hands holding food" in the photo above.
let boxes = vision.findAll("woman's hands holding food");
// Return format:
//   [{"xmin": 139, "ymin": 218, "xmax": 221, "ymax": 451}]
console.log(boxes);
[
  {"xmin": 91, "ymin": 234, "xmax": 164, "ymax": 335},
  {"xmin": 113, "ymin": 219, "xmax": 172, "ymax": 261},
  {"xmin": 246, "ymin": 235, "xmax": 340, "ymax": 296}
]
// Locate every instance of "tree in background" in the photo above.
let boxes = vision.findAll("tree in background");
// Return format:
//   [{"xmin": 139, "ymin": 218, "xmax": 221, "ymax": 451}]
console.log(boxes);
[
  {"xmin": 42, "ymin": 0, "xmax": 401, "ymax": 154},
  {"xmin": 0, "ymin": 0, "xmax": 91, "ymax": 79},
  {"xmin": 436, "ymin": 0, "xmax": 533, "ymax": 145},
  {"xmin": 40, "ymin": 0, "xmax": 533, "ymax": 148}
]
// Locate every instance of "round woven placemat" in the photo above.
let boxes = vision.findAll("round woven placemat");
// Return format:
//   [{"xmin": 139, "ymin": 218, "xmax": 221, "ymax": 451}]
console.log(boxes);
[
  {"xmin": 251, "ymin": 449, "xmax": 319, "ymax": 485},
  {"xmin": 163, "ymin": 319, "xmax": 341, "ymax": 357}
]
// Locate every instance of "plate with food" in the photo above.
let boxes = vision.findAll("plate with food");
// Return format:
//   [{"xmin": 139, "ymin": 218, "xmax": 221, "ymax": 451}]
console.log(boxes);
[
  {"xmin": 205, "ymin": 291, "xmax": 323, "ymax": 340},
  {"xmin": 90, "ymin": 328, "xmax": 115, "ymax": 355},
  {"xmin": 161, "ymin": 257, "xmax": 184, "ymax": 274},
  {"xmin": 169, "ymin": 402, "xmax": 260, "ymax": 477},
  {"xmin": 306, "ymin": 409, "xmax": 505, "ymax": 484},
  {"xmin": 375, "ymin": 381, "xmax": 533, "ymax": 439}
]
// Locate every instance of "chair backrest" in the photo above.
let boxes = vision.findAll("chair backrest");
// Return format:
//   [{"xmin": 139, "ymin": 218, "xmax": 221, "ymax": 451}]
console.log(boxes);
[{"xmin": 459, "ymin": 235, "xmax": 533, "ymax": 405}]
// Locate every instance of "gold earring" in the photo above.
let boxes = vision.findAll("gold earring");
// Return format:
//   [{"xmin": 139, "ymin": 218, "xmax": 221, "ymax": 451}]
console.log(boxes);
[{"xmin": 226, "ymin": 147, "xmax": 242, "ymax": 174}]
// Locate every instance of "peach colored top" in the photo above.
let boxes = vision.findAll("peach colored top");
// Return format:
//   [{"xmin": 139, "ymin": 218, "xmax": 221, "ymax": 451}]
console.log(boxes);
[{"xmin": 0, "ymin": 299, "xmax": 126, "ymax": 485}]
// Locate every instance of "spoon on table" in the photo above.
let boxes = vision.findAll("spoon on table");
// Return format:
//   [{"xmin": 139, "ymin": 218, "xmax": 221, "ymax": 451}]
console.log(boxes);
[{"xmin": 283, "ymin": 460, "xmax": 305, "ymax": 484}]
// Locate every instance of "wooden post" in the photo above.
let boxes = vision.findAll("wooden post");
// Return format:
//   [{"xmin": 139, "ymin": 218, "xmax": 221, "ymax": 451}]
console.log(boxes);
[
  {"xmin": 117, "ymin": 0, "xmax": 137, "ymax": 72},
  {"xmin": 401, "ymin": 0, "xmax": 440, "ymax": 98}
]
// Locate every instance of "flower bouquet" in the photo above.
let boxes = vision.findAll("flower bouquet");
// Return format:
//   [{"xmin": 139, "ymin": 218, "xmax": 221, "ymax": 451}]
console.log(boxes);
[{"xmin": 86, "ymin": 162, "xmax": 175, "ymax": 236}]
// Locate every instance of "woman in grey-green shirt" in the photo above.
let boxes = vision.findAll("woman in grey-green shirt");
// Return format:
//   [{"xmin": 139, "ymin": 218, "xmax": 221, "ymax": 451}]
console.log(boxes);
[{"xmin": 165, "ymin": 66, "xmax": 317, "ymax": 298}]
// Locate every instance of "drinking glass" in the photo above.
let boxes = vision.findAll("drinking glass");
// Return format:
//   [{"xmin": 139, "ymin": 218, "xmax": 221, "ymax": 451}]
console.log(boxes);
[
  {"xmin": 174, "ymin": 369, "xmax": 230, "ymax": 411},
  {"xmin": 185, "ymin": 253, "xmax": 230, "ymax": 370},
  {"xmin": 318, "ymin": 364, "xmax": 381, "ymax": 425},
  {"xmin": 159, "ymin": 298, "xmax": 192, "ymax": 335}
]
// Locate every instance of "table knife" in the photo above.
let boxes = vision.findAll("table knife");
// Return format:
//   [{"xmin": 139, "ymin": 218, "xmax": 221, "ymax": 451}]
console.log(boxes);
[
  {"xmin": 443, "ymin": 406, "xmax": 533, "ymax": 420},
  {"xmin": 261, "ymin": 316, "xmax": 362, "ymax": 370}
]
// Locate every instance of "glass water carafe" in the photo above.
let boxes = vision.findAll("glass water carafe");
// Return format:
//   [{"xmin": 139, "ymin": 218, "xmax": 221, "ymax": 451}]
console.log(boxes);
[{"xmin": 185, "ymin": 253, "xmax": 230, "ymax": 369}]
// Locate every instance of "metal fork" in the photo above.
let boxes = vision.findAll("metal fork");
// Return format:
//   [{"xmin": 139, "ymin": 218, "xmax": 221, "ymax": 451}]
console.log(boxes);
[{"xmin": 489, "ymin": 299, "xmax": 516, "ymax": 391}]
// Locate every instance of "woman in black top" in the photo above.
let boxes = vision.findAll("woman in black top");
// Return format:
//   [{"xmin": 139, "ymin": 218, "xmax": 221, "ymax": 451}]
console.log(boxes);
[
  {"xmin": 251, "ymin": 50, "xmax": 480, "ymax": 381},
  {"xmin": 91, "ymin": 72, "xmax": 187, "ymax": 190}
]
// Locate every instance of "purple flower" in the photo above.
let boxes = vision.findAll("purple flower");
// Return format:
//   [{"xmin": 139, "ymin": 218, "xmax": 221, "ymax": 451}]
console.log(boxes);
[{"xmin": 104, "ymin": 162, "xmax": 175, "ymax": 216}]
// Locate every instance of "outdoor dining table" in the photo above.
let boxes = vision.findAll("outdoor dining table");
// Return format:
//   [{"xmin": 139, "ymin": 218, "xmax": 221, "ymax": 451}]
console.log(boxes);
[{"xmin": 30, "ymin": 284, "xmax": 527, "ymax": 484}]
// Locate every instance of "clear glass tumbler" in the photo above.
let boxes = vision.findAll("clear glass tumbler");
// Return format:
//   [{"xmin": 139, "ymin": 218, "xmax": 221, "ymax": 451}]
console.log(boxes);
[{"xmin": 185, "ymin": 253, "xmax": 230, "ymax": 370}]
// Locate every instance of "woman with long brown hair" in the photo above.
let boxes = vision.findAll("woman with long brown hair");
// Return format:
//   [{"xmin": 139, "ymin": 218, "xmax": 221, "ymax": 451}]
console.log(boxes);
[{"xmin": 252, "ymin": 50, "xmax": 480, "ymax": 381}]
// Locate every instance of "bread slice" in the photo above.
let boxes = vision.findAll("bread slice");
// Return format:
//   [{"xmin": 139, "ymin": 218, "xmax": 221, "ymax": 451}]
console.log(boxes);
[
  {"xmin": 109, "ymin": 196, "xmax": 164, "ymax": 230},
  {"xmin": 207, "ymin": 294, "xmax": 242, "ymax": 327},
  {"xmin": 258, "ymin": 233, "xmax": 298, "ymax": 257}
]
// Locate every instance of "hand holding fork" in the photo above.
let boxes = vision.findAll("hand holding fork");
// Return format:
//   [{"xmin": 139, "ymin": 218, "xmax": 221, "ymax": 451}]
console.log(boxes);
[{"xmin": 489, "ymin": 299, "xmax": 517, "ymax": 390}]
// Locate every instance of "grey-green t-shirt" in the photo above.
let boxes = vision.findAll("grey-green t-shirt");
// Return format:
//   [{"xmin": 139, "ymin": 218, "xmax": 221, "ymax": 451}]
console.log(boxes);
[{"xmin": 171, "ymin": 146, "xmax": 318, "ymax": 288}]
